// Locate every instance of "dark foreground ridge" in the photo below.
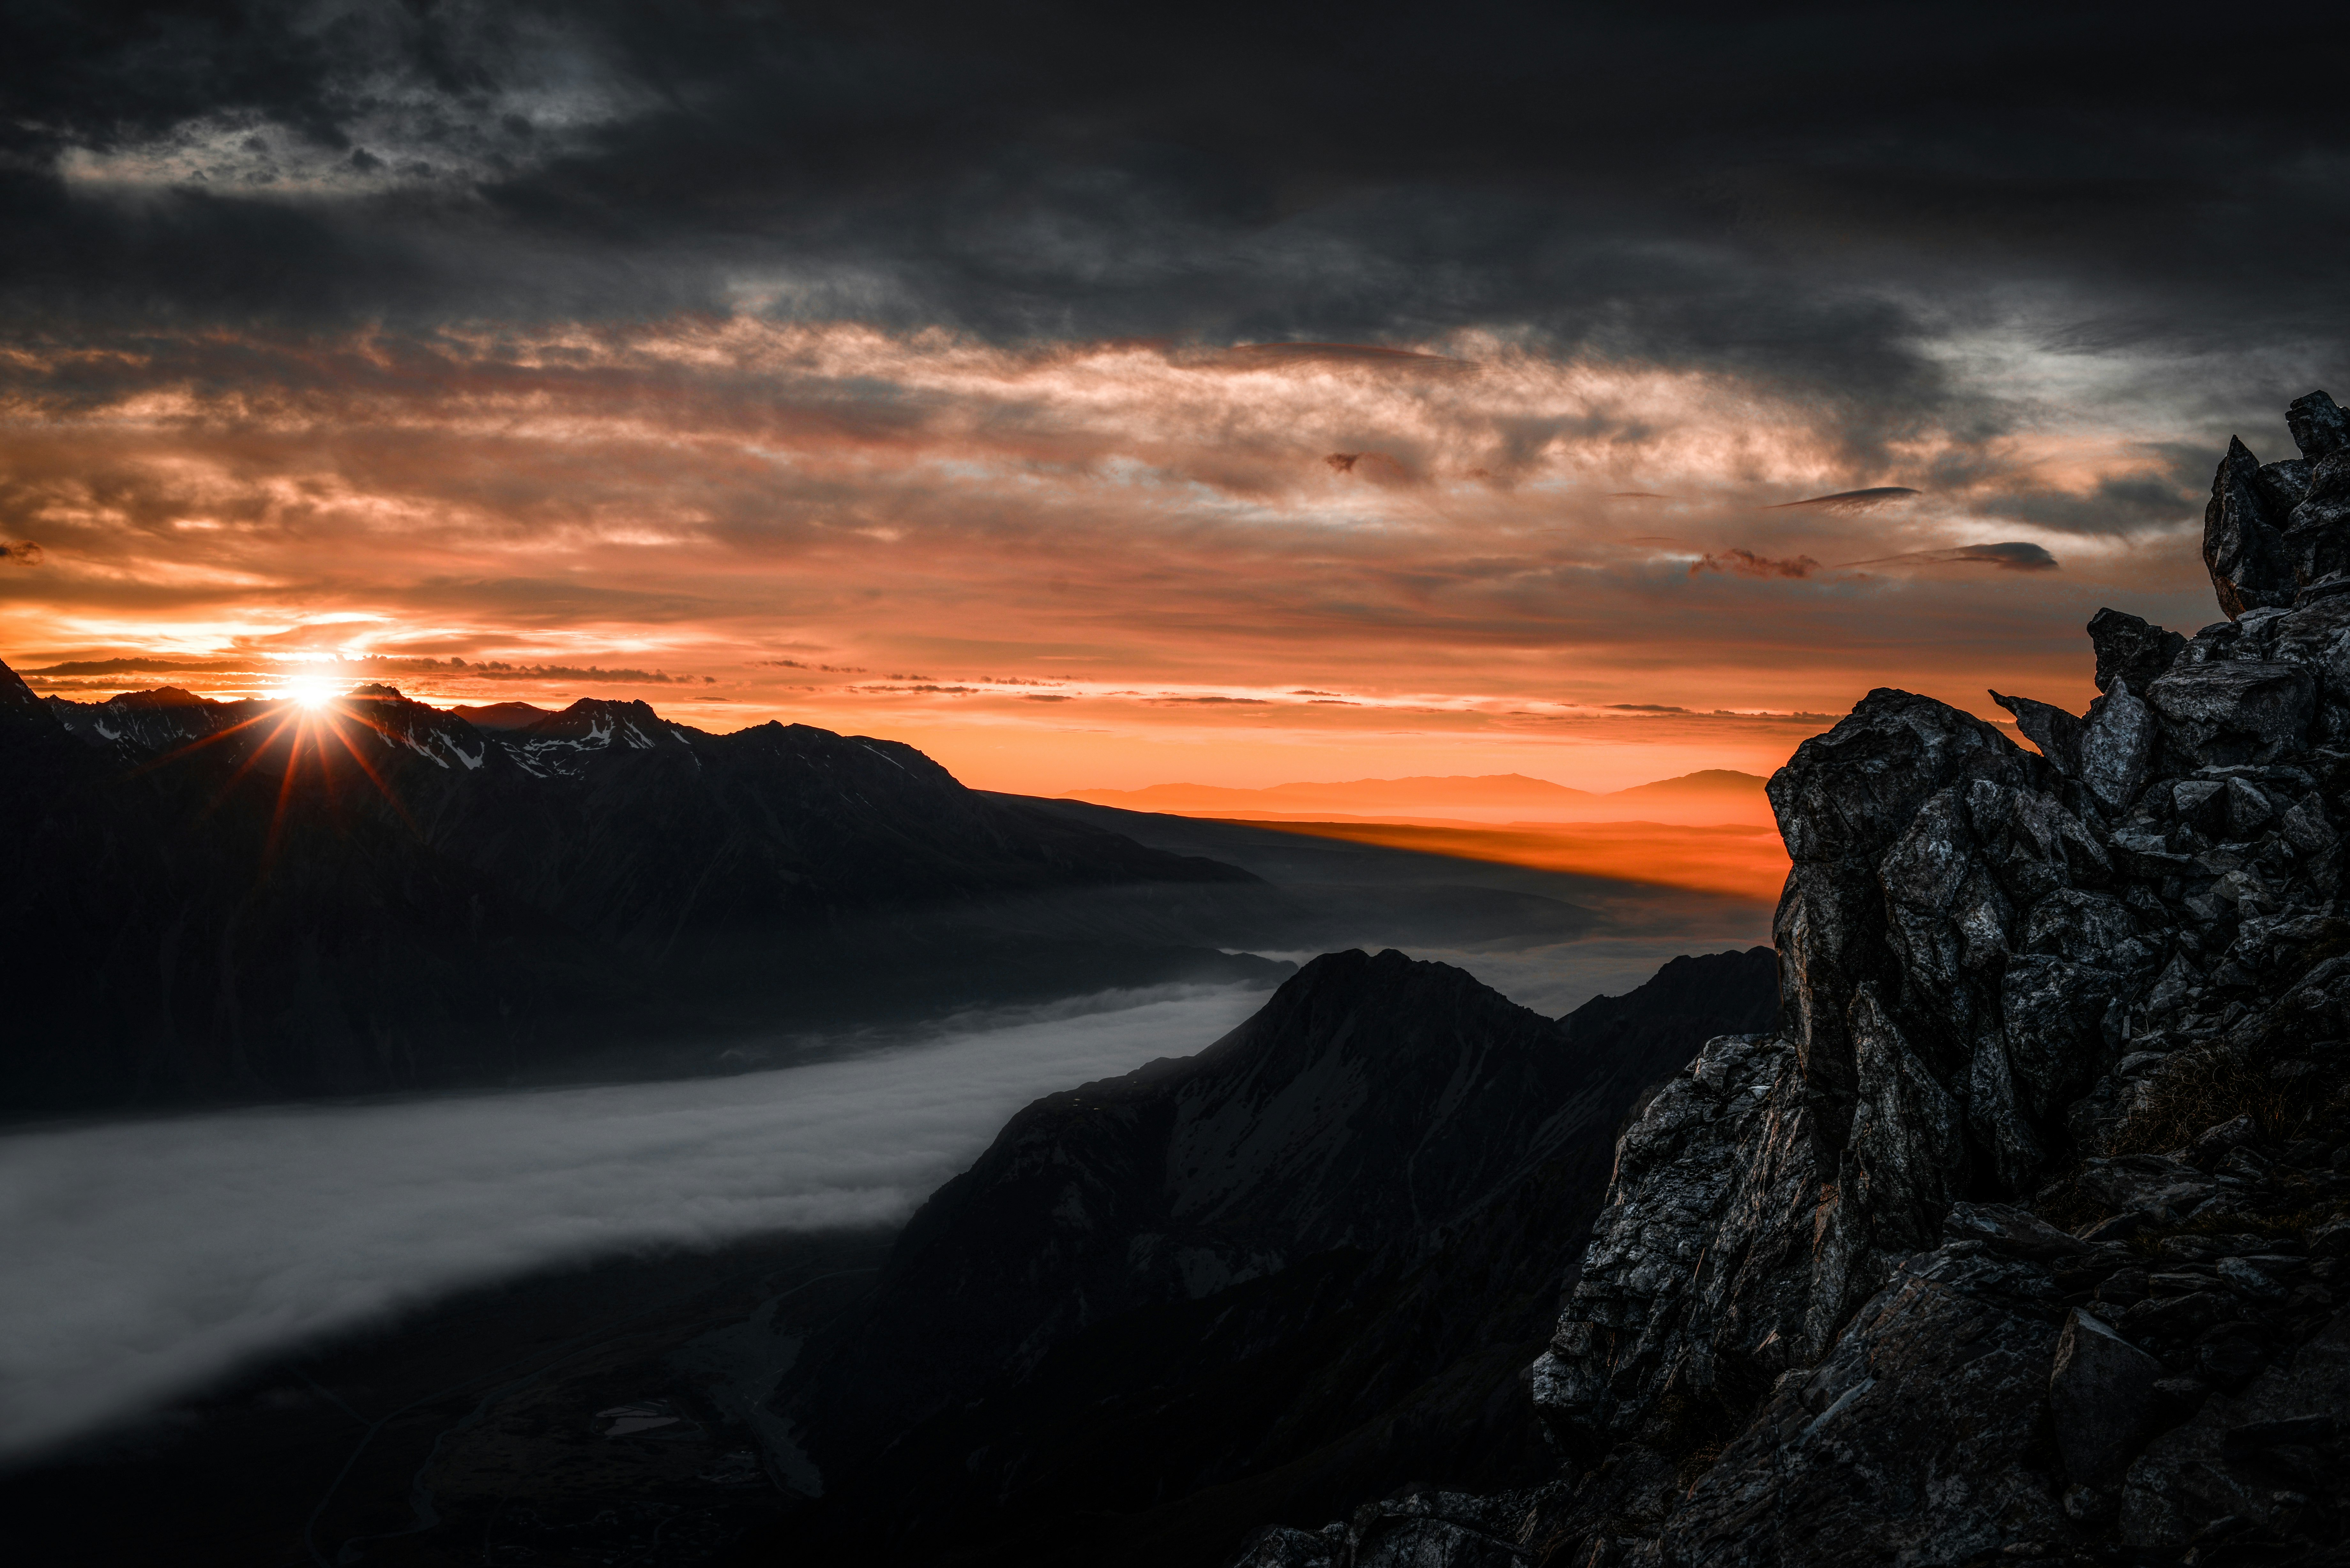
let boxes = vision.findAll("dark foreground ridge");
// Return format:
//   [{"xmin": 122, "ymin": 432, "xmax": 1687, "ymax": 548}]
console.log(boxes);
[
  {"xmin": 749, "ymin": 945, "xmax": 1778, "ymax": 1565},
  {"xmin": 0, "ymin": 673, "xmax": 1280, "ymax": 1112},
  {"xmin": 1230, "ymin": 398, "xmax": 2350, "ymax": 1565}
]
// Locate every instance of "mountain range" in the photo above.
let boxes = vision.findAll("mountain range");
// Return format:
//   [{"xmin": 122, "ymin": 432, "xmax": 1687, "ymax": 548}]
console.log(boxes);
[
  {"xmin": 0, "ymin": 667, "xmax": 1280, "ymax": 1112},
  {"xmin": 5, "ymin": 661, "xmax": 1784, "ymax": 1115}
]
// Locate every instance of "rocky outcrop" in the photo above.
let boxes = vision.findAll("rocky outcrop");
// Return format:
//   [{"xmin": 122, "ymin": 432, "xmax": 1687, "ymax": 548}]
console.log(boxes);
[
  {"xmin": 2206, "ymin": 436, "xmax": 2297, "ymax": 617},
  {"xmin": 1239, "ymin": 394, "xmax": 2350, "ymax": 1567},
  {"xmin": 2089, "ymin": 607, "xmax": 2187, "ymax": 697},
  {"xmin": 2202, "ymin": 390, "xmax": 2350, "ymax": 617}
]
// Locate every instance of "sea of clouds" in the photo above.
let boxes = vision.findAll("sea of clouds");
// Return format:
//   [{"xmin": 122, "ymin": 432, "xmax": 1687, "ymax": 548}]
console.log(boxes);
[{"xmin": 0, "ymin": 982, "xmax": 1270, "ymax": 1464}]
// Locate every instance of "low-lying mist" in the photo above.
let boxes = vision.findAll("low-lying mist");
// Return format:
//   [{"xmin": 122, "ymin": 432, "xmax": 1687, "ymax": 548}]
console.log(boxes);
[{"xmin": 0, "ymin": 983, "xmax": 1271, "ymax": 1466}]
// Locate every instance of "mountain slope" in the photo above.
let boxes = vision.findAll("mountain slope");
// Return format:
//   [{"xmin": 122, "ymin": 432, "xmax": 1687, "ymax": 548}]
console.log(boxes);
[
  {"xmin": 2, "ymin": 670, "xmax": 1284, "ymax": 1112},
  {"xmin": 759, "ymin": 944, "xmax": 1779, "ymax": 1565}
]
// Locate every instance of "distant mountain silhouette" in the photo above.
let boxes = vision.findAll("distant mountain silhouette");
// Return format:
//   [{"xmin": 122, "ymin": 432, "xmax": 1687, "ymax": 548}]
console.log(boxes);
[
  {"xmin": 2, "ymin": 665, "xmax": 1285, "ymax": 1112},
  {"xmin": 764, "ymin": 946, "xmax": 1780, "ymax": 1566},
  {"xmin": 444, "ymin": 700, "xmax": 551, "ymax": 730}
]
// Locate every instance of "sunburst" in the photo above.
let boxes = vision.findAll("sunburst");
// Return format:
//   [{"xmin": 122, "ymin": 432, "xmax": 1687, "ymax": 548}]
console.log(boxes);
[{"xmin": 276, "ymin": 674, "xmax": 344, "ymax": 708}]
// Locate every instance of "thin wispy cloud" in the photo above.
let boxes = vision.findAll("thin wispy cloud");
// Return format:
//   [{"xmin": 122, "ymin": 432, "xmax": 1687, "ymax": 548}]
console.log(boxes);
[
  {"xmin": 1836, "ymin": 542, "xmax": 2062, "ymax": 572},
  {"xmin": 1767, "ymin": 487, "xmax": 1922, "ymax": 511}
]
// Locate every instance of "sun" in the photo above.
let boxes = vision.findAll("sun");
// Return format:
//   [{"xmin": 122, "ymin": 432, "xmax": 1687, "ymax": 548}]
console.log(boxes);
[{"xmin": 278, "ymin": 674, "xmax": 344, "ymax": 709}]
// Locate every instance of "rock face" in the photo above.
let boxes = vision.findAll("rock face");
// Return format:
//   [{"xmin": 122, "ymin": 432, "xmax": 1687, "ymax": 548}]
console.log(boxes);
[
  {"xmin": 1, "ymin": 672, "xmax": 1282, "ymax": 1111},
  {"xmin": 1236, "ymin": 394, "xmax": 2350, "ymax": 1567},
  {"xmin": 1657, "ymin": 1246, "xmax": 2068, "ymax": 1567},
  {"xmin": 759, "ymin": 946, "xmax": 1779, "ymax": 1566},
  {"xmin": 2206, "ymin": 435, "xmax": 2297, "ymax": 617}
]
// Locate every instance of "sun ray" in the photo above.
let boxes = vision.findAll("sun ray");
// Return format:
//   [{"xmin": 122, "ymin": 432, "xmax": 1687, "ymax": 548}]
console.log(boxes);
[
  {"xmin": 320, "ymin": 707, "xmax": 419, "ymax": 831},
  {"xmin": 194, "ymin": 705, "xmax": 307, "ymax": 820},
  {"xmin": 129, "ymin": 706, "xmax": 284, "ymax": 780}
]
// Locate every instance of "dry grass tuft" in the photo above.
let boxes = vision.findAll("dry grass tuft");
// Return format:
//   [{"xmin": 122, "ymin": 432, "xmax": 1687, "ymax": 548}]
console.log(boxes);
[{"xmin": 2105, "ymin": 1044, "xmax": 2294, "ymax": 1157}]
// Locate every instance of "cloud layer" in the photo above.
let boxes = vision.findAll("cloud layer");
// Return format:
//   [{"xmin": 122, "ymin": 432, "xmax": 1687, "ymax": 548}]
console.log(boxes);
[
  {"xmin": 0, "ymin": 319, "xmax": 2233, "ymax": 790},
  {"xmin": 0, "ymin": 983, "xmax": 1274, "ymax": 1464},
  {"xmin": 3, "ymin": 1, "xmax": 2342, "ymax": 791}
]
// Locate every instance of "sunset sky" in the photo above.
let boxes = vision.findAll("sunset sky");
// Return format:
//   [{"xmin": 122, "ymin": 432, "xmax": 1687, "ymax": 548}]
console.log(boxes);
[{"xmin": 4, "ymin": 3, "xmax": 2341, "ymax": 795}]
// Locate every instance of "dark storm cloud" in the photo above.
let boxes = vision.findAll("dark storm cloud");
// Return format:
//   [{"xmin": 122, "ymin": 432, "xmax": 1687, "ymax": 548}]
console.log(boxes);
[
  {"xmin": 1971, "ymin": 470, "xmax": 2206, "ymax": 537},
  {"xmin": 4, "ymin": 2, "xmax": 2344, "ymax": 447}
]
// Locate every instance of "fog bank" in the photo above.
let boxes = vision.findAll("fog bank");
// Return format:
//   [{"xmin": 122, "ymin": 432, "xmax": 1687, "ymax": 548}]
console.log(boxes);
[{"xmin": 0, "ymin": 984, "xmax": 1269, "ymax": 1464}]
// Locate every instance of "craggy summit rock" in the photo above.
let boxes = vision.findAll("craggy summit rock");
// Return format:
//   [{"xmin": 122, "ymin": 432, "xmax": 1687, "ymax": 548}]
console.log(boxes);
[
  {"xmin": 2089, "ymin": 607, "xmax": 2187, "ymax": 697},
  {"xmin": 2207, "ymin": 435, "xmax": 2298, "ymax": 618},
  {"xmin": 2289, "ymin": 389, "xmax": 2349, "ymax": 462},
  {"xmin": 2203, "ymin": 390, "xmax": 2350, "ymax": 616},
  {"xmin": 1236, "ymin": 395, "xmax": 2350, "ymax": 1568}
]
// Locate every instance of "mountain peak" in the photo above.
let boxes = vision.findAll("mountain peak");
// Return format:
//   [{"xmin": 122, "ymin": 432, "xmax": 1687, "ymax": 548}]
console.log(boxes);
[
  {"xmin": 105, "ymin": 686, "xmax": 212, "ymax": 710},
  {"xmin": 0, "ymin": 656, "xmax": 61, "ymax": 737},
  {"xmin": 517, "ymin": 696, "xmax": 678, "ymax": 748},
  {"xmin": 446, "ymin": 700, "xmax": 550, "ymax": 732}
]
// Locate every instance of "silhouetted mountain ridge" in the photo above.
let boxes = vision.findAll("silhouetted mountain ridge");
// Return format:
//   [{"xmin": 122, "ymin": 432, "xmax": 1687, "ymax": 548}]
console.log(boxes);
[
  {"xmin": 2, "ymin": 668, "xmax": 1280, "ymax": 1112},
  {"xmin": 759, "ymin": 944, "xmax": 1780, "ymax": 1566}
]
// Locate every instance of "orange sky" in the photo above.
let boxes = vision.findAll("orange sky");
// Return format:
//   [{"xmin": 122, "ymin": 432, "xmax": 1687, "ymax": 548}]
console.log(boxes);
[
  {"xmin": 0, "ymin": 321, "xmax": 2222, "ymax": 795},
  {"xmin": 1213, "ymin": 818, "xmax": 1791, "ymax": 903}
]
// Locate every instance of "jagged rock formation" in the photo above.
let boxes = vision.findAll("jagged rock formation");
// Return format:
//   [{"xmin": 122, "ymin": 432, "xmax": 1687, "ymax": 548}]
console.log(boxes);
[
  {"xmin": 1, "ymin": 668, "xmax": 1280, "ymax": 1111},
  {"xmin": 752, "ymin": 946, "xmax": 1778, "ymax": 1566},
  {"xmin": 2202, "ymin": 390, "xmax": 2349, "ymax": 618},
  {"xmin": 1239, "ymin": 395, "xmax": 2350, "ymax": 1568}
]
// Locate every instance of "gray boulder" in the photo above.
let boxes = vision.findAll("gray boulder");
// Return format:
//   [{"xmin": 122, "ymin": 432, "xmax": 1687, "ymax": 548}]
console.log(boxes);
[
  {"xmin": 2078, "ymin": 678, "xmax": 2155, "ymax": 812},
  {"xmin": 2050, "ymin": 1308, "xmax": 2162, "ymax": 1487},
  {"xmin": 2256, "ymin": 456, "xmax": 2314, "ymax": 524},
  {"xmin": 2087, "ymin": 607, "xmax": 2185, "ymax": 695},
  {"xmin": 1529, "ymin": 1033, "xmax": 1827, "ymax": 1456},
  {"xmin": 2284, "ymin": 450, "xmax": 2350, "ymax": 589},
  {"xmin": 2075, "ymin": 1153, "xmax": 2217, "ymax": 1220},
  {"xmin": 2000, "ymin": 953, "xmax": 2125, "ymax": 1118},
  {"xmin": 2287, "ymin": 388, "xmax": 2348, "ymax": 460},
  {"xmin": 1990, "ymin": 689, "xmax": 2083, "ymax": 776},
  {"xmin": 2120, "ymin": 1307, "xmax": 2350, "ymax": 1548},
  {"xmin": 2263, "ymin": 592, "xmax": 2350, "ymax": 743},
  {"xmin": 1943, "ymin": 1201, "xmax": 2093, "ymax": 1261},
  {"xmin": 1232, "ymin": 1526, "xmax": 1340, "ymax": 1568},
  {"xmin": 1341, "ymin": 1492, "xmax": 1538, "ymax": 1568},
  {"xmin": 2144, "ymin": 659, "xmax": 2314, "ymax": 766},
  {"xmin": 2204, "ymin": 435, "xmax": 2296, "ymax": 618}
]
